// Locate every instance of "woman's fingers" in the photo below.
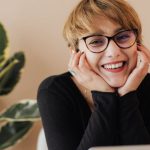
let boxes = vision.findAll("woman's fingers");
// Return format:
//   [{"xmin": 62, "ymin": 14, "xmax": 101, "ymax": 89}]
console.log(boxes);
[
  {"xmin": 137, "ymin": 44, "xmax": 150, "ymax": 63},
  {"xmin": 137, "ymin": 44, "xmax": 150, "ymax": 73},
  {"xmin": 78, "ymin": 52, "xmax": 92, "ymax": 73},
  {"xmin": 137, "ymin": 51, "xmax": 149, "ymax": 69},
  {"xmin": 72, "ymin": 51, "xmax": 82, "ymax": 67},
  {"xmin": 68, "ymin": 50, "xmax": 114, "ymax": 92},
  {"xmin": 118, "ymin": 51, "xmax": 149, "ymax": 96},
  {"xmin": 133, "ymin": 51, "xmax": 149, "ymax": 79},
  {"xmin": 68, "ymin": 50, "xmax": 76, "ymax": 69},
  {"xmin": 68, "ymin": 50, "xmax": 90, "ymax": 77}
]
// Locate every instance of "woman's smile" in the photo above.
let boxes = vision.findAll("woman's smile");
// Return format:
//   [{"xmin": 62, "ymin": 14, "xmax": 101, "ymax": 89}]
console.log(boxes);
[{"xmin": 101, "ymin": 60, "xmax": 127, "ymax": 73}]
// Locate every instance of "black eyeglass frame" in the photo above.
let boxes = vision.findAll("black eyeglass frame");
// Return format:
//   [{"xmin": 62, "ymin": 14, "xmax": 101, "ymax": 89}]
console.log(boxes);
[{"xmin": 81, "ymin": 29, "xmax": 138, "ymax": 53}]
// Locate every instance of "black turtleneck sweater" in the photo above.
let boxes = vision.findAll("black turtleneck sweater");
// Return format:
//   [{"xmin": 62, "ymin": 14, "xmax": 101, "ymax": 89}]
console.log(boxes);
[{"xmin": 37, "ymin": 72, "xmax": 150, "ymax": 150}]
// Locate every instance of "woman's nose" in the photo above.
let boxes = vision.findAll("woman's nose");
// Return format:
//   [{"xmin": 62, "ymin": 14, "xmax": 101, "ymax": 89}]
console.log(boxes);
[{"xmin": 105, "ymin": 40, "xmax": 122, "ymax": 58}]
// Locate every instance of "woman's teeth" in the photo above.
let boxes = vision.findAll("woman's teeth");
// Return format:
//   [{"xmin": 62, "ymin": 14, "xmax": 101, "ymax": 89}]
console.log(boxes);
[{"xmin": 103, "ymin": 62, "xmax": 124, "ymax": 69}]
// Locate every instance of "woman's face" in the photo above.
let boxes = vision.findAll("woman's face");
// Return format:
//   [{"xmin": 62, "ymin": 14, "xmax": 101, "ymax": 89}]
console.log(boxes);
[{"xmin": 78, "ymin": 17, "xmax": 138, "ymax": 88}]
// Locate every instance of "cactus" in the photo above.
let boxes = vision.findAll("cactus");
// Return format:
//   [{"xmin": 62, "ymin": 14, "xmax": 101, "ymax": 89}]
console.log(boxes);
[{"xmin": 0, "ymin": 23, "xmax": 40, "ymax": 149}]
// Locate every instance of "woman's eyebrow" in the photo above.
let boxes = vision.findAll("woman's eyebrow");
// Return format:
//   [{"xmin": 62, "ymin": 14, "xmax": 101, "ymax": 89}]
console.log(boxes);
[{"xmin": 114, "ymin": 27, "xmax": 124, "ymax": 34}]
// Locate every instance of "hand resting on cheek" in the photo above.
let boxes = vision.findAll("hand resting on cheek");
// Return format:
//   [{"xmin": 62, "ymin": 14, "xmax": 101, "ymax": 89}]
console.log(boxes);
[
  {"xmin": 118, "ymin": 44, "xmax": 150, "ymax": 96},
  {"xmin": 68, "ymin": 50, "xmax": 115, "ymax": 93}
]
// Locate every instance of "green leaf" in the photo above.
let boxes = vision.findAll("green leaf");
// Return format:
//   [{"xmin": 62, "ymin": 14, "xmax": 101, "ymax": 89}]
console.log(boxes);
[
  {"xmin": 0, "ymin": 121, "xmax": 33, "ymax": 149},
  {"xmin": 0, "ymin": 51, "xmax": 25, "ymax": 95},
  {"xmin": 0, "ymin": 23, "xmax": 8, "ymax": 64},
  {"xmin": 0, "ymin": 100, "xmax": 40, "ymax": 122}
]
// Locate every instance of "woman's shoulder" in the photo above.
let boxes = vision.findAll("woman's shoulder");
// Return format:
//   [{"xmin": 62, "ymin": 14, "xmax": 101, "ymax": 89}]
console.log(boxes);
[{"xmin": 38, "ymin": 72, "xmax": 71, "ymax": 91}]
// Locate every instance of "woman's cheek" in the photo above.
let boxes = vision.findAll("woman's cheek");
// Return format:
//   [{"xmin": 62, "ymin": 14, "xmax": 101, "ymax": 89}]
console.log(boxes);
[
  {"xmin": 85, "ymin": 53, "xmax": 102, "ymax": 73},
  {"xmin": 78, "ymin": 40, "xmax": 87, "ymax": 52}
]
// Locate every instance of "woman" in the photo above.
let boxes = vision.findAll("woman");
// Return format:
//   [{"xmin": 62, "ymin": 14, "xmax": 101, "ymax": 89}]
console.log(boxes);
[{"xmin": 37, "ymin": 0, "xmax": 150, "ymax": 150}]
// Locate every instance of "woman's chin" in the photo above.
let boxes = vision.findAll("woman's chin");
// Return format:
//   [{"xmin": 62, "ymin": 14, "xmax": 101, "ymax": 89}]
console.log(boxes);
[{"xmin": 106, "ymin": 79, "xmax": 126, "ymax": 88}]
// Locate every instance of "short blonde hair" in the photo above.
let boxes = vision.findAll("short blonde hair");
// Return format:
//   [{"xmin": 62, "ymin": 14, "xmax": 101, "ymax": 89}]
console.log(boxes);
[{"xmin": 63, "ymin": 0, "xmax": 142, "ymax": 50}]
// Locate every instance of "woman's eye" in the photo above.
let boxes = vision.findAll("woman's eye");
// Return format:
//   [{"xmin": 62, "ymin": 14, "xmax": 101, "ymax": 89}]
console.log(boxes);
[
  {"xmin": 89, "ymin": 40, "xmax": 105, "ymax": 46},
  {"xmin": 116, "ymin": 34, "xmax": 130, "ymax": 42}
]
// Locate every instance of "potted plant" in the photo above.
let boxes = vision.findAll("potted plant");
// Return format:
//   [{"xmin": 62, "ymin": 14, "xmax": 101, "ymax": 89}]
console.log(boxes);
[{"xmin": 0, "ymin": 23, "xmax": 40, "ymax": 150}]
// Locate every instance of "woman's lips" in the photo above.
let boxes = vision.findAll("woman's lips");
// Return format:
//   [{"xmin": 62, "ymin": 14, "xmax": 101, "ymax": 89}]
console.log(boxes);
[{"xmin": 102, "ymin": 61, "xmax": 127, "ymax": 73}]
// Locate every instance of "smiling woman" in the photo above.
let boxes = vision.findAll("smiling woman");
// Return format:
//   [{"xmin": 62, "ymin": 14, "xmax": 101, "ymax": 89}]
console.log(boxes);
[{"xmin": 37, "ymin": 0, "xmax": 150, "ymax": 150}]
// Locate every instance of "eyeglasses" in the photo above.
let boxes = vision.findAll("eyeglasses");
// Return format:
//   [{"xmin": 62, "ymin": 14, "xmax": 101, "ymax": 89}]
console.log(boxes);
[{"xmin": 81, "ymin": 29, "xmax": 138, "ymax": 53}]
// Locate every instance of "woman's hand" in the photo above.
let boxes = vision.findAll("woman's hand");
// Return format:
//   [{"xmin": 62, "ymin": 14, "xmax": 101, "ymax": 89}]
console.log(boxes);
[
  {"xmin": 68, "ymin": 50, "xmax": 115, "ymax": 92},
  {"xmin": 118, "ymin": 44, "xmax": 150, "ymax": 96}
]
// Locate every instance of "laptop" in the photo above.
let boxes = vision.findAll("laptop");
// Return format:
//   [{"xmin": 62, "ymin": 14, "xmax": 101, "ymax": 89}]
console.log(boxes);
[{"xmin": 89, "ymin": 145, "xmax": 150, "ymax": 150}]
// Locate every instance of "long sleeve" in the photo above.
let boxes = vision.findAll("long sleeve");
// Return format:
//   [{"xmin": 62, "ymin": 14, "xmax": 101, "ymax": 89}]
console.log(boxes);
[
  {"xmin": 37, "ymin": 88, "xmax": 82, "ymax": 150},
  {"xmin": 119, "ymin": 91, "xmax": 150, "ymax": 145},
  {"xmin": 77, "ymin": 91, "xmax": 118, "ymax": 150},
  {"xmin": 37, "ymin": 75, "xmax": 119, "ymax": 150}
]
